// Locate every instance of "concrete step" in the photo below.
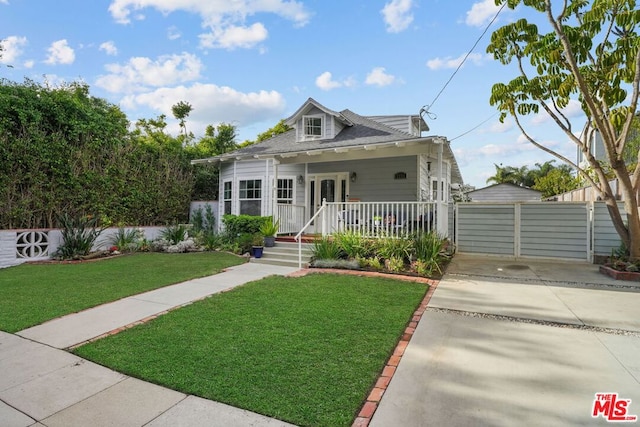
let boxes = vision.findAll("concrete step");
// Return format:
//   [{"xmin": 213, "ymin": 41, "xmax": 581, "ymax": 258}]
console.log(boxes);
[{"xmin": 251, "ymin": 241, "xmax": 314, "ymax": 268}]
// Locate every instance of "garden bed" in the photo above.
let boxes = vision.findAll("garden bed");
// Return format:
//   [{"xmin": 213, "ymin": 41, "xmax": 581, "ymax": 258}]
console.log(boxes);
[{"xmin": 599, "ymin": 264, "xmax": 640, "ymax": 281}]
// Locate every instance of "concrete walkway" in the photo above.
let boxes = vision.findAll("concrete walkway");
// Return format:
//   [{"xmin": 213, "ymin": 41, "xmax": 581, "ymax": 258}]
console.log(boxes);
[
  {"xmin": 1, "ymin": 262, "xmax": 298, "ymax": 427},
  {"xmin": 371, "ymin": 255, "xmax": 640, "ymax": 427}
]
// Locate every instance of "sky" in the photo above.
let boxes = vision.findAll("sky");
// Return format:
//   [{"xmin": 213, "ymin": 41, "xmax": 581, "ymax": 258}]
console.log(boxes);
[{"xmin": 0, "ymin": 0, "xmax": 583, "ymax": 189}]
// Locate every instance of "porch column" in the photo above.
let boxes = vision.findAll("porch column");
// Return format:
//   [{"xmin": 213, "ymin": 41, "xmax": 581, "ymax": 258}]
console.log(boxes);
[
  {"xmin": 272, "ymin": 159, "xmax": 279, "ymax": 218},
  {"xmin": 436, "ymin": 138, "xmax": 448, "ymax": 237}
]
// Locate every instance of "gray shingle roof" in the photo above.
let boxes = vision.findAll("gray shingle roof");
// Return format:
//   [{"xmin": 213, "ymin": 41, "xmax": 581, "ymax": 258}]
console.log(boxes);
[{"xmin": 216, "ymin": 109, "xmax": 421, "ymax": 159}]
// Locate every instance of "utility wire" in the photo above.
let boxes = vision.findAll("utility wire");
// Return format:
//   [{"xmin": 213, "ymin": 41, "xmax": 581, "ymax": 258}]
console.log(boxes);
[
  {"xmin": 450, "ymin": 112, "xmax": 498, "ymax": 142},
  {"xmin": 423, "ymin": 2, "xmax": 507, "ymax": 115}
]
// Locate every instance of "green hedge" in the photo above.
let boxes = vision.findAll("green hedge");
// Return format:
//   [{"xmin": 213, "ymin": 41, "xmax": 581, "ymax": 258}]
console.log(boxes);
[{"xmin": 222, "ymin": 215, "xmax": 270, "ymax": 236}]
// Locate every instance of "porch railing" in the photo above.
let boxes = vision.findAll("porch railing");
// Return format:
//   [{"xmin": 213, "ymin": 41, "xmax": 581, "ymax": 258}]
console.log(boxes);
[
  {"xmin": 323, "ymin": 201, "xmax": 438, "ymax": 238},
  {"xmin": 276, "ymin": 204, "xmax": 306, "ymax": 234}
]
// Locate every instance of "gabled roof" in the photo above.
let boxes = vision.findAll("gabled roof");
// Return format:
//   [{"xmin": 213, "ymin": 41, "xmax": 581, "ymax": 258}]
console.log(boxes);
[
  {"xmin": 207, "ymin": 109, "xmax": 426, "ymax": 159},
  {"xmin": 284, "ymin": 97, "xmax": 353, "ymax": 127},
  {"xmin": 192, "ymin": 100, "xmax": 464, "ymax": 184}
]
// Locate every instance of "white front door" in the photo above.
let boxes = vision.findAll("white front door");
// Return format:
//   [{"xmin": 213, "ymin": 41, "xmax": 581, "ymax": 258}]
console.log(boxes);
[{"xmin": 308, "ymin": 173, "xmax": 348, "ymax": 232}]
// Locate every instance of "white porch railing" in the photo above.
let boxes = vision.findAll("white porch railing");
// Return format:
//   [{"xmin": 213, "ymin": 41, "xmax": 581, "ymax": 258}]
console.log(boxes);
[
  {"xmin": 322, "ymin": 201, "xmax": 438, "ymax": 238},
  {"xmin": 276, "ymin": 204, "xmax": 306, "ymax": 234}
]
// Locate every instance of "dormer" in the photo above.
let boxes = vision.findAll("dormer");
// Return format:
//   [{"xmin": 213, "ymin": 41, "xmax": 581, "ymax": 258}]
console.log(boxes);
[{"xmin": 284, "ymin": 98, "xmax": 353, "ymax": 142}]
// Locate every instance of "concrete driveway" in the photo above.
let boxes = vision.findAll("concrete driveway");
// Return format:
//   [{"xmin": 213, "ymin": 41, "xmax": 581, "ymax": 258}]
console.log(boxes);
[{"xmin": 371, "ymin": 254, "xmax": 640, "ymax": 427}]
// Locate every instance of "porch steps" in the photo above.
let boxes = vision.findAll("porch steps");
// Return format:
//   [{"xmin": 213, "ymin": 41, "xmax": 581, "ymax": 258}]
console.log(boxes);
[{"xmin": 251, "ymin": 240, "xmax": 315, "ymax": 268}]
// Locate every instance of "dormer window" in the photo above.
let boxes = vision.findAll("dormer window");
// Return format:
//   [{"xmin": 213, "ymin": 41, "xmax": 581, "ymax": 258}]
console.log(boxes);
[{"xmin": 303, "ymin": 115, "xmax": 323, "ymax": 138}]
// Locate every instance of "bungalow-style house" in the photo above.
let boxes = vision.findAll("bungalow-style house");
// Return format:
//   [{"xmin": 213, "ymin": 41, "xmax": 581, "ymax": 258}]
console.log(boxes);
[{"xmin": 192, "ymin": 98, "xmax": 463, "ymax": 238}]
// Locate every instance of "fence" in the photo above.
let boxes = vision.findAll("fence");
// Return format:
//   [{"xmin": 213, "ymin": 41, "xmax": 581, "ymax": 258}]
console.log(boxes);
[
  {"xmin": 0, "ymin": 226, "xmax": 165, "ymax": 269},
  {"xmin": 455, "ymin": 201, "xmax": 623, "ymax": 262}
]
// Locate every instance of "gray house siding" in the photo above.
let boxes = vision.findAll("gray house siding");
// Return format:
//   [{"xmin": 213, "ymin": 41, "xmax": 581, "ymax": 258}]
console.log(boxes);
[
  {"xmin": 520, "ymin": 204, "xmax": 588, "ymax": 259},
  {"xmin": 308, "ymin": 156, "xmax": 418, "ymax": 201},
  {"xmin": 366, "ymin": 116, "xmax": 414, "ymax": 135},
  {"xmin": 456, "ymin": 205, "xmax": 515, "ymax": 255},
  {"xmin": 219, "ymin": 160, "xmax": 305, "ymax": 218}
]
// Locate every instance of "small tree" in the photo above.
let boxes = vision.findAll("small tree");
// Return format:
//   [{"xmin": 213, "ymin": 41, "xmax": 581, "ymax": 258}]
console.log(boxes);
[
  {"xmin": 488, "ymin": 0, "xmax": 640, "ymax": 258},
  {"xmin": 171, "ymin": 100, "xmax": 193, "ymax": 141}
]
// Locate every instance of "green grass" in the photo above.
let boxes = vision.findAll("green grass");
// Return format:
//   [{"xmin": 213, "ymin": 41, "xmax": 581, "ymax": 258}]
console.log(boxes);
[
  {"xmin": 0, "ymin": 252, "xmax": 245, "ymax": 333},
  {"xmin": 74, "ymin": 274, "xmax": 427, "ymax": 426}
]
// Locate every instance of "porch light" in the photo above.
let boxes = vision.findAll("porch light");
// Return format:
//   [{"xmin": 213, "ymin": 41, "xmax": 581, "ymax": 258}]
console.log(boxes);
[
  {"xmin": 350, "ymin": 172, "xmax": 357, "ymax": 182},
  {"xmin": 297, "ymin": 175, "xmax": 305, "ymax": 184}
]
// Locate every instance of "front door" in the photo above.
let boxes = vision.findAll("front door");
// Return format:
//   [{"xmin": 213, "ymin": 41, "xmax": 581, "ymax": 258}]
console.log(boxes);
[{"xmin": 308, "ymin": 173, "xmax": 348, "ymax": 233}]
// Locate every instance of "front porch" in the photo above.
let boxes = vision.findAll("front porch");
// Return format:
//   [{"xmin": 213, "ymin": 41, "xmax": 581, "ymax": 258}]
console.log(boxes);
[{"xmin": 276, "ymin": 200, "xmax": 447, "ymax": 238}]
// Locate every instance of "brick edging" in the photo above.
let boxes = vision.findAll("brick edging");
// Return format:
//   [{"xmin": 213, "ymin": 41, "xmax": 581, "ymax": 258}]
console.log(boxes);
[
  {"xmin": 352, "ymin": 276, "xmax": 440, "ymax": 427},
  {"xmin": 286, "ymin": 268, "xmax": 439, "ymax": 427}
]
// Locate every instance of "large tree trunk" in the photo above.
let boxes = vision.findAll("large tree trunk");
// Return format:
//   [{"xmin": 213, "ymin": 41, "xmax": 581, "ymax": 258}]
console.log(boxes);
[{"xmin": 613, "ymin": 163, "xmax": 640, "ymax": 260}]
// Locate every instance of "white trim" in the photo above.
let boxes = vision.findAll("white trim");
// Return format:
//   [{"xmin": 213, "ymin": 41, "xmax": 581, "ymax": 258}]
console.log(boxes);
[{"xmin": 302, "ymin": 114, "xmax": 324, "ymax": 140}]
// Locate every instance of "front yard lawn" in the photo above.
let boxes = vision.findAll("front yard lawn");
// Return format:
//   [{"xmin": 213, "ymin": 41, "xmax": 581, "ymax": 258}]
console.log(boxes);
[
  {"xmin": 74, "ymin": 273, "xmax": 427, "ymax": 427},
  {"xmin": 0, "ymin": 252, "xmax": 245, "ymax": 333}
]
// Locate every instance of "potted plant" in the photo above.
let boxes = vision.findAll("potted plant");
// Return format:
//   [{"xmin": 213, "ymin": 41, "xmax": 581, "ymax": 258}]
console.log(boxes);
[
  {"xmin": 252, "ymin": 233, "xmax": 264, "ymax": 258},
  {"xmin": 260, "ymin": 217, "xmax": 280, "ymax": 247}
]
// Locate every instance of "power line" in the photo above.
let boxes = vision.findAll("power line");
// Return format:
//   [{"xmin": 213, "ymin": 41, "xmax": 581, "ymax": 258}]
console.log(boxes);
[
  {"xmin": 450, "ymin": 112, "xmax": 498, "ymax": 142},
  {"xmin": 423, "ymin": 2, "xmax": 507, "ymax": 115}
]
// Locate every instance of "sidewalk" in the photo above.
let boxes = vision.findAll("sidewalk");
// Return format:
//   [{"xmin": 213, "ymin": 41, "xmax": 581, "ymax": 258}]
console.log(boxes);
[
  {"xmin": 370, "ymin": 255, "xmax": 640, "ymax": 427},
  {"xmin": 1, "ymin": 262, "xmax": 299, "ymax": 427}
]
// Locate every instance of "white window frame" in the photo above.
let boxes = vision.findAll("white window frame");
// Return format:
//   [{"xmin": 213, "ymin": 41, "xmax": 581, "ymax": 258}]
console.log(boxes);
[
  {"xmin": 303, "ymin": 114, "xmax": 324, "ymax": 138},
  {"xmin": 223, "ymin": 180, "xmax": 233, "ymax": 215},
  {"xmin": 277, "ymin": 177, "xmax": 295, "ymax": 205},
  {"xmin": 239, "ymin": 179, "xmax": 262, "ymax": 216}
]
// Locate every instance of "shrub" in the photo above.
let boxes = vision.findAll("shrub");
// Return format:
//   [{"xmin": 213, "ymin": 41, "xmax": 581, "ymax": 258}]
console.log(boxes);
[
  {"xmin": 412, "ymin": 231, "xmax": 448, "ymax": 275},
  {"xmin": 362, "ymin": 256, "xmax": 383, "ymax": 270},
  {"xmin": 54, "ymin": 214, "xmax": 105, "ymax": 259},
  {"xmin": 107, "ymin": 228, "xmax": 143, "ymax": 253},
  {"xmin": 236, "ymin": 232, "xmax": 256, "ymax": 254},
  {"xmin": 259, "ymin": 217, "xmax": 280, "ymax": 237},
  {"xmin": 312, "ymin": 236, "xmax": 342, "ymax": 260},
  {"xmin": 334, "ymin": 231, "xmax": 371, "ymax": 259},
  {"xmin": 190, "ymin": 205, "xmax": 216, "ymax": 236},
  {"xmin": 222, "ymin": 214, "xmax": 268, "ymax": 236},
  {"xmin": 196, "ymin": 233, "xmax": 223, "ymax": 251},
  {"xmin": 386, "ymin": 256, "xmax": 406, "ymax": 273},
  {"xmin": 160, "ymin": 224, "xmax": 189, "ymax": 245},
  {"xmin": 375, "ymin": 237, "xmax": 413, "ymax": 262}
]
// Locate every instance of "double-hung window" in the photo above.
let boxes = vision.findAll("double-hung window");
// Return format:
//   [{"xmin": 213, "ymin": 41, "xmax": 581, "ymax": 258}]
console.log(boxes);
[
  {"xmin": 303, "ymin": 115, "xmax": 323, "ymax": 138},
  {"xmin": 223, "ymin": 181, "xmax": 232, "ymax": 215},
  {"xmin": 239, "ymin": 179, "xmax": 262, "ymax": 216},
  {"xmin": 277, "ymin": 178, "xmax": 294, "ymax": 204}
]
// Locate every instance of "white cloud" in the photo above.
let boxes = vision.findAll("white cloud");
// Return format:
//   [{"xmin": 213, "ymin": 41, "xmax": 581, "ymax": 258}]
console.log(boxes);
[
  {"xmin": 24, "ymin": 59, "xmax": 34, "ymax": 68},
  {"xmin": 315, "ymin": 71, "xmax": 355, "ymax": 91},
  {"xmin": 45, "ymin": 39, "xmax": 75, "ymax": 65},
  {"xmin": 167, "ymin": 25, "xmax": 181, "ymax": 40},
  {"xmin": 426, "ymin": 53, "xmax": 488, "ymax": 70},
  {"xmin": 0, "ymin": 0, "xmax": 8, "ymax": 4},
  {"xmin": 108, "ymin": 0, "xmax": 310, "ymax": 50},
  {"xmin": 121, "ymin": 83, "xmax": 286, "ymax": 134},
  {"xmin": 0, "ymin": 35, "xmax": 27, "ymax": 64},
  {"xmin": 486, "ymin": 118, "xmax": 513, "ymax": 133},
  {"xmin": 199, "ymin": 23, "xmax": 268, "ymax": 50},
  {"xmin": 466, "ymin": 0, "xmax": 501, "ymax": 27},
  {"xmin": 99, "ymin": 41, "xmax": 118, "ymax": 56},
  {"xmin": 96, "ymin": 52, "xmax": 203, "ymax": 93},
  {"xmin": 381, "ymin": 0, "xmax": 414, "ymax": 33},
  {"xmin": 365, "ymin": 67, "xmax": 396, "ymax": 87}
]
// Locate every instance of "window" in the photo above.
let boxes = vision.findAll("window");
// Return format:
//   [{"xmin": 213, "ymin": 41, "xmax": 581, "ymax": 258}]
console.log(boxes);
[
  {"xmin": 303, "ymin": 115, "xmax": 323, "ymax": 137},
  {"xmin": 223, "ymin": 181, "xmax": 232, "ymax": 215},
  {"xmin": 277, "ymin": 179, "xmax": 294, "ymax": 204},
  {"xmin": 239, "ymin": 179, "xmax": 262, "ymax": 216}
]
